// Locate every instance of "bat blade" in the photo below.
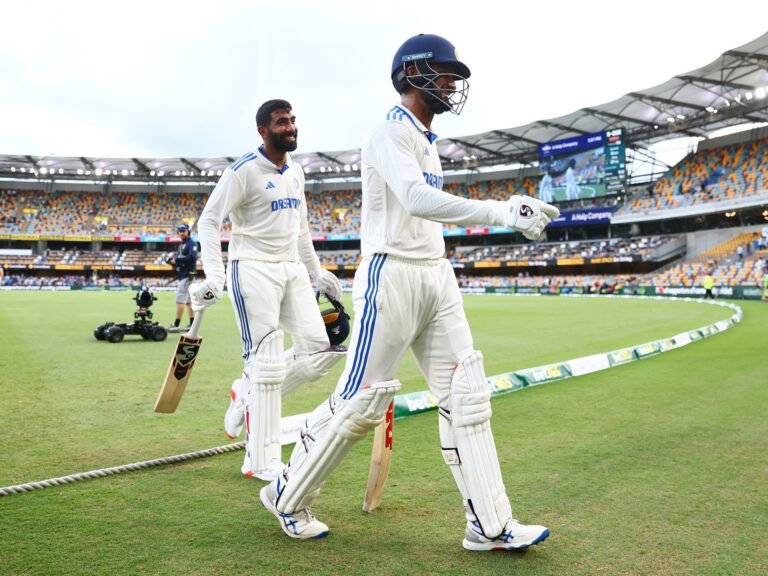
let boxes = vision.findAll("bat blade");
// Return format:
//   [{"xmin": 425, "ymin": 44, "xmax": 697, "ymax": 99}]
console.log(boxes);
[
  {"xmin": 362, "ymin": 400, "xmax": 394, "ymax": 512},
  {"xmin": 154, "ymin": 312, "xmax": 204, "ymax": 413}
]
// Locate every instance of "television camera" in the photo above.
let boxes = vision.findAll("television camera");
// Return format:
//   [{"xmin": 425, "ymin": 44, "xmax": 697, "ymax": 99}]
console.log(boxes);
[{"xmin": 94, "ymin": 286, "xmax": 168, "ymax": 343}]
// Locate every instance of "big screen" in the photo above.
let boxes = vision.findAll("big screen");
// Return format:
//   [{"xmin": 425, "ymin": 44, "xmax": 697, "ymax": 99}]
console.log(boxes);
[{"xmin": 537, "ymin": 128, "xmax": 626, "ymax": 202}]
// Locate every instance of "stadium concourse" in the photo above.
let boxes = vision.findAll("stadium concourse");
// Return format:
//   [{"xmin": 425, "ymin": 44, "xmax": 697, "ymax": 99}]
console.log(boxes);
[{"xmin": 1, "ymin": 34, "xmax": 768, "ymax": 299}]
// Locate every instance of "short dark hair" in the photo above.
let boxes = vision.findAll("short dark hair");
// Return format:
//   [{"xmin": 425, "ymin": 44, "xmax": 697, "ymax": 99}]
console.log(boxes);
[{"xmin": 256, "ymin": 99, "xmax": 292, "ymax": 128}]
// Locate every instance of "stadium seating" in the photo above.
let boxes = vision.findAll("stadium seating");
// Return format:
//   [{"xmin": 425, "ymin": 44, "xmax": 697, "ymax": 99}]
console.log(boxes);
[
  {"xmin": 454, "ymin": 236, "xmax": 678, "ymax": 264},
  {"xmin": 0, "ymin": 189, "xmax": 206, "ymax": 235},
  {"xmin": 651, "ymin": 230, "xmax": 766, "ymax": 287},
  {"xmin": 2, "ymin": 133, "xmax": 768, "ymax": 295},
  {"xmin": 616, "ymin": 137, "xmax": 768, "ymax": 216}
]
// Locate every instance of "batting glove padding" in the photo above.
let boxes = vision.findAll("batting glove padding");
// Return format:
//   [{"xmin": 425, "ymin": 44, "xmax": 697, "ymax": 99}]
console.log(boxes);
[
  {"xmin": 498, "ymin": 195, "xmax": 560, "ymax": 241},
  {"xmin": 189, "ymin": 278, "xmax": 223, "ymax": 312},
  {"xmin": 314, "ymin": 269, "xmax": 342, "ymax": 301}
]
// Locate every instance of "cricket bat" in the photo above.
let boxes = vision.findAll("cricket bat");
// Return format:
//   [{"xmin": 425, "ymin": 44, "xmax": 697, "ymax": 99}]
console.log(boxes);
[
  {"xmin": 154, "ymin": 310, "xmax": 204, "ymax": 413},
  {"xmin": 362, "ymin": 400, "xmax": 394, "ymax": 512}
]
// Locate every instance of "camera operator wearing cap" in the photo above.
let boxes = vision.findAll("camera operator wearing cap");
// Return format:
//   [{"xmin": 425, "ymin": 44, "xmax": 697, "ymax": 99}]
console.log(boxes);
[{"xmin": 168, "ymin": 223, "xmax": 198, "ymax": 332}]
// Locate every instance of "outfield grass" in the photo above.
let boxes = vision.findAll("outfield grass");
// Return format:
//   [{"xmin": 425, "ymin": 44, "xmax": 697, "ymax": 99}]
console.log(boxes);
[{"xmin": 0, "ymin": 292, "xmax": 766, "ymax": 575}]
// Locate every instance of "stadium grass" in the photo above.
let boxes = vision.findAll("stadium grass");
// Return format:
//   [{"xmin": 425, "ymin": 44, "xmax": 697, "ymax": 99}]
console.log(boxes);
[{"xmin": 0, "ymin": 291, "xmax": 765, "ymax": 575}]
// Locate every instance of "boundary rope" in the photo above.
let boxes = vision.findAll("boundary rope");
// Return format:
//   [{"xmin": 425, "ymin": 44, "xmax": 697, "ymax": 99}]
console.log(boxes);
[{"xmin": 0, "ymin": 295, "xmax": 742, "ymax": 497}]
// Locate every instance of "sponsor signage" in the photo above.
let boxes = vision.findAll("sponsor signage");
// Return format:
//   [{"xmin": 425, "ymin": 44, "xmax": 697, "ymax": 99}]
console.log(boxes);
[
  {"xmin": 539, "ymin": 132, "xmax": 605, "ymax": 157},
  {"xmin": 556, "ymin": 257, "xmax": 585, "ymax": 266},
  {"xmin": 55, "ymin": 264, "xmax": 85, "ymax": 270},
  {"xmin": 549, "ymin": 207, "xmax": 617, "ymax": 227}
]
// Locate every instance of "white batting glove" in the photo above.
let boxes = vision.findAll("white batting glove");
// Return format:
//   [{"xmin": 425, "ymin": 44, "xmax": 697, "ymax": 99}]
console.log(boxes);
[
  {"xmin": 313, "ymin": 268, "xmax": 342, "ymax": 301},
  {"xmin": 495, "ymin": 195, "xmax": 560, "ymax": 241},
  {"xmin": 189, "ymin": 278, "xmax": 223, "ymax": 312}
]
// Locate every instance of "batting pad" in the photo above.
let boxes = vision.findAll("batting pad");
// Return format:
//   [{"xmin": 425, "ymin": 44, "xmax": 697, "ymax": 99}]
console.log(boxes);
[
  {"xmin": 276, "ymin": 380, "xmax": 401, "ymax": 513},
  {"xmin": 243, "ymin": 331, "xmax": 287, "ymax": 476},
  {"xmin": 439, "ymin": 350, "xmax": 512, "ymax": 539},
  {"xmin": 282, "ymin": 347, "xmax": 347, "ymax": 395}
]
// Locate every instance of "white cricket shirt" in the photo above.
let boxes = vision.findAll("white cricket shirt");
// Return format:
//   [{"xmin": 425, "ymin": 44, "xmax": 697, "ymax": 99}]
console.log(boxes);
[
  {"xmin": 197, "ymin": 147, "xmax": 308, "ymax": 286},
  {"xmin": 360, "ymin": 104, "xmax": 501, "ymax": 260}
]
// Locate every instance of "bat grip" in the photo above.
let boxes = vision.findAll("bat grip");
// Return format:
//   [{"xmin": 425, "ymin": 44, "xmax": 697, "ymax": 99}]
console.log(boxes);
[{"xmin": 187, "ymin": 309, "xmax": 204, "ymax": 339}]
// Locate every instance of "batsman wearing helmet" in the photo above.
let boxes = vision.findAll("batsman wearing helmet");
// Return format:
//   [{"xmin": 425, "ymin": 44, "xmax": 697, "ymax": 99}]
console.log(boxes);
[
  {"xmin": 191, "ymin": 99, "xmax": 346, "ymax": 481},
  {"xmin": 261, "ymin": 34, "xmax": 559, "ymax": 549}
]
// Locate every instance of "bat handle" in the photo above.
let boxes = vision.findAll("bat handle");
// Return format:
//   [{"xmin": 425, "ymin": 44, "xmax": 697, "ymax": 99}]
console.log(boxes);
[{"xmin": 187, "ymin": 309, "xmax": 204, "ymax": 339}]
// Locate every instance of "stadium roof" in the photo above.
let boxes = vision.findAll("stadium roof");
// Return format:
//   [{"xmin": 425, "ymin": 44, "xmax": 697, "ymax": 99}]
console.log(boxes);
[{"xmin": 2, "ymin": 32, "xmax": 767, "ymax": 184}]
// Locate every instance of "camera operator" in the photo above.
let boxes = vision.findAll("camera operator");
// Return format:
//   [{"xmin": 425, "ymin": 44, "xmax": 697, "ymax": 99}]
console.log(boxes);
[{"xmin": 168, "ymin": 223, "xmax": 198, "ymax": 332}]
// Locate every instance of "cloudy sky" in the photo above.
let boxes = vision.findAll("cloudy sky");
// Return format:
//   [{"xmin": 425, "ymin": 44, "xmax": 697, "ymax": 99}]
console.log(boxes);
[{"xmin": 1, "ymin": 1, "xmax": 766, "ymax": 160}]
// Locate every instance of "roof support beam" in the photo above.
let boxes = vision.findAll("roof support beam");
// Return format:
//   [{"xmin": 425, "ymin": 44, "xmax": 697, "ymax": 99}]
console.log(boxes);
[
  {"xmin": 723, "ymin": 50, "xmax": 768, "ymax": 65},
  {"xmin": 180, "ymin": 158, "xmax": 201, "ymax": 174},
  {"xmin": 316, "ymin": 152, "xmax": 344, "ymax": 167},
  {"xmin": 491, "ymin": 130, "xmax": 542, "ymax": 146},
  {"xmin": 583, "ymin": 107, "xmax": 657, "ymax": 128},
  {"xmin": 79, "ymin": 157, "xmax": 96, "ymax": 172},
  {"xmin": 536, "ymin": 120, "xmax": 590, "ymax": 135},
  {"xmin": 628, "ymin": 92, "xmax": 708, "ymax": 113},
  {"xmin": 132, "ymin": 158, "xmax": 151, "ymax": 174},
  {"xmin": 676, "ymin": 75, "xmax": 756, "ymax": 92},
  {"xmin": 446, "ymin": 138, "xmax": 505, "ymax": 158}
]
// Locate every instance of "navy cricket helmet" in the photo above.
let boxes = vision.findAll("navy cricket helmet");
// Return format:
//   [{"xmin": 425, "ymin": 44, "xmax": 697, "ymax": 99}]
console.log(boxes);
[
  {"xmin": 319, "ymin": 295, "xmax": 350, "ymax": 346},
  {"xmin": 391, "ymin": 33, "xmax": 471, "ymax": 115}
]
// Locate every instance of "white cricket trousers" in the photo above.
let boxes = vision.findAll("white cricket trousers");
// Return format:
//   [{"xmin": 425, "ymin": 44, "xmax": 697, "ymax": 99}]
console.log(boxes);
[
  {"xmin": 335, "ymin": 254, "xmax": 473, "ymax": 407},
  {"xmin": 227, "ymin": 260, "xmax": 329, "ymax": 361}
]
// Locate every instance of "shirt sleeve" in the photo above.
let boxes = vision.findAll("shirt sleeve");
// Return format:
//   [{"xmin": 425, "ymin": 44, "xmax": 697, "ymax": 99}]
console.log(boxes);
[
  {"xmin": 197, "ymin": 168, "xmax": 246, "ymax": 287},
  {"xmin": 296, "ymin": 171, "xmax": 322, "ymax": 277},
  {"xmin": 371, "ymin": 121, "xmax": 505, "ymax": 226}
]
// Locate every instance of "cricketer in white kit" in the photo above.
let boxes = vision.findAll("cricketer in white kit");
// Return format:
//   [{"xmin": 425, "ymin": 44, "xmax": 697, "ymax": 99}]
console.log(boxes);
[
  {"xmin": 191, "ymin": 99, "xmax": 345, "ymax": 482},
  {"xmin": 260, "ymin": 35, "xmax": 560, "ymax": 551}
]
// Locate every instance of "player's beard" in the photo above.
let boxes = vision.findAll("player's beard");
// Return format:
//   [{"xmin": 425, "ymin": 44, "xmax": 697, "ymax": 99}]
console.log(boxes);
[
  {"xmin": 418, "ymin": 87, "xmax": 451, "ymax": 115},
  {"xmin": 268, "ymin": 128, "xmax": 298, "ymax": 152}
]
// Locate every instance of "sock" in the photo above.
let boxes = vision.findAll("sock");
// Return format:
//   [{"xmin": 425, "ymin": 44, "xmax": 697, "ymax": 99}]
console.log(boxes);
[
  {"xmin": 173, "ymin": 319, "xmax": 181, "ymax": 328},
  {"xmin": 189, "ymin": 317, "xmax": 194, "ymax": 326}
]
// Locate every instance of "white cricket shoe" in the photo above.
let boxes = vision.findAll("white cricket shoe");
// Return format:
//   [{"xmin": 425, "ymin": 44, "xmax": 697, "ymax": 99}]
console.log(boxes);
[
  {"xmin": 243, "ymin": 458, "xmax": 285, "ymax": 482},
  {"xmin": 224, "ymin": 378, "xmax": 248, "ymax": 439},
  {"xmin": 260, "ymin": 480, "xmax": 329, "ymax": 540},
  {"xmin": 462, "ymin": 519, "xmax": 549, "ymax": 551}
]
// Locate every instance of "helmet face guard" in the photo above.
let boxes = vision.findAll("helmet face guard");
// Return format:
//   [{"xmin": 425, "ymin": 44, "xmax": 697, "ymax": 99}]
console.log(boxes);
[
  {"xmin": 391, "ymin": 33, "xmax": 471, "ymax": 115},
  {"xmin": 319, "ymin": 295, "xmax": 350, "ymax": 346},
  {"xmin": 404, "ymin": 60, "xmax": 469, "ymax": 115}
]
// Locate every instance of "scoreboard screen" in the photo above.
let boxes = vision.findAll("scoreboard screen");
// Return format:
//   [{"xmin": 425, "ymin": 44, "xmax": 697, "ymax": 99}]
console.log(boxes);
[{"xmin": 537, "ymin": 128, "xmax": 626, "ymax": 202}]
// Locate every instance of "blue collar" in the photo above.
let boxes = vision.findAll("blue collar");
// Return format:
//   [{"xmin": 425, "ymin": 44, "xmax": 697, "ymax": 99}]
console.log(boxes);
[
  {"xmin": 393, "ymin": 105, "xmax": 439, "ymax": 144},
  {"xmin": 258, "ymin": 145, "xmax": 290, "ymax": 175}
]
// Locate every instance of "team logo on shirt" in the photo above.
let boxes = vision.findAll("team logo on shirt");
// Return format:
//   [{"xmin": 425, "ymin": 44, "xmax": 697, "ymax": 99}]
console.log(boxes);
[
  {"xmin": 271, "ymin": 197, "xmax": 301, "ymax": 212},
  {"xmin": 423, "ymin": 171, "xmax": 443, "ymax": 190}
]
